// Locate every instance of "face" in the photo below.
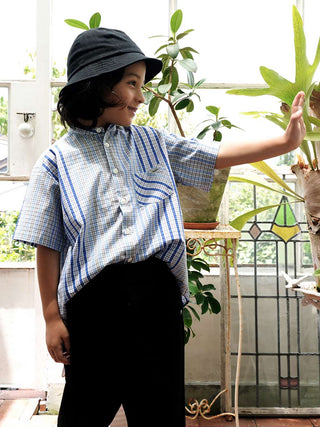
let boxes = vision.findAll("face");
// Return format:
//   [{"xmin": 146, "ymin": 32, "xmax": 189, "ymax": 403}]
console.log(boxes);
[{"xmin": 97, "ymin": 61, "xmax": 146, "ymax": 128}]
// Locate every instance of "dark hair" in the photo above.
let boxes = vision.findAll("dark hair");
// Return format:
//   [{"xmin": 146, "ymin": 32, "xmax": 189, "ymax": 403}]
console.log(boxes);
[{"xmin": 57, "ymin": 68, "xmax": 125, "ymax": 130}]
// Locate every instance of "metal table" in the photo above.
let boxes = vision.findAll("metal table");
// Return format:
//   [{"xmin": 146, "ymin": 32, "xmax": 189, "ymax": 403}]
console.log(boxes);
[{"xmin": 184, "ymin": 225, "xmax": 242, "ymax": 426}]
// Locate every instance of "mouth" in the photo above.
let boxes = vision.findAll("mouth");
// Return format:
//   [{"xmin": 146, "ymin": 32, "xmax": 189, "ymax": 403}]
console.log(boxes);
[{"xmin": 127, "ymin": 106, "xmax": 138, "ymax": 115}]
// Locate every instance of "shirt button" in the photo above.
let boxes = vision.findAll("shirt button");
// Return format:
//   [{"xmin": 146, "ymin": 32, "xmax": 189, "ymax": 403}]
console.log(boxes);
[
  {"xmin": 124, "ymin": 227, "xmax": 132, "ymax": 235},
  {"xmin": 105, "ymin": 142, "xmax": 110, "ymax": 148},
  {"xmin": 113, "ymin": 168, "xmax": 119, "ymax": 175},
  {"xmin": 120, "ymin": 196, "xmax": 128, "ymax": 204}
]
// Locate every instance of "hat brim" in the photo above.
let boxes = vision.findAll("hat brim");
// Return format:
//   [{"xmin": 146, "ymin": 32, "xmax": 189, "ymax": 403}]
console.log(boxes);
[{"xmin": 64, "ymin": 52, "xmax": 162, "ymax": 90}]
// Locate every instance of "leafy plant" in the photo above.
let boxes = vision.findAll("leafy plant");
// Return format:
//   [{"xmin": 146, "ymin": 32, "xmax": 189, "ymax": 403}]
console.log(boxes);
[
  {"xmin": 184, "ymin": 255, "xmax": 220, "ymax": 344},
  {"xmin": 197, "ymin": 105, "xmax": 241, "ymax": 142},
  {"xmin": 65, "ymin": 12, "xmax": 101, "ymax": 31},
  {"xmin": 0, "ymin": 211, "xmax": 35, "ymax": 262},
  {"xmin": 0, "ymin": 96, "xmax": 8, "ymax": 136},
  {"xmin": 228, "ymin": 5, "xmax": 320, "ymax": 171},
  {"xmin": 227, "ymin": 5, "xmax": 320, "ymax": 230}
]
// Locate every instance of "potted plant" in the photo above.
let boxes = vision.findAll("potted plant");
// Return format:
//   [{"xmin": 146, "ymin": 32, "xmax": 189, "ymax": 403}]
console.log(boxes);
[
  {"xmin": 144, "ymin": 9, "xmax": 239, "ymax": 228},
  {"xmin": 227, "ymin": 5, "xmax": 320, "ymax": 291}
]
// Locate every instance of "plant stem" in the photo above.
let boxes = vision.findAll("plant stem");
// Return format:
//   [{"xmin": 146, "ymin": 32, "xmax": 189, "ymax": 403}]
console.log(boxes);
[{"xmin": 144, "ymin": 86, "xmax": 185, "ymax": 137}]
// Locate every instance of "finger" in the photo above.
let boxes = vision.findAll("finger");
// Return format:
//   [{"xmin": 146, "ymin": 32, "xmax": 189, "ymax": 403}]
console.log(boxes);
[
  {"xmin": 63, "ymin": 334, "xmax": 71, "ymax": 354},
  {"xmin": 292, "ymin": 91, "xmax": 305, "ymax": 112},
  {"xmin": 48, "ymin": 343, "xmax": 71, "ymax": 365}
]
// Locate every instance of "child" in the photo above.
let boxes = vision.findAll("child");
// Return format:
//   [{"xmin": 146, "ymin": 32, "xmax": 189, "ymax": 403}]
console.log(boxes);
[{"xmin": 14, "ymin": 28, "xmax": 305, "ymax": 427}]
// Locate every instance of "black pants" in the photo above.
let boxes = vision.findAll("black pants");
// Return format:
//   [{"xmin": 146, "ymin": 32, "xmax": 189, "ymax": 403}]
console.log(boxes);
[{"xmin": 58, "ymin": 257, "xmax": 185, "ymax": 427}]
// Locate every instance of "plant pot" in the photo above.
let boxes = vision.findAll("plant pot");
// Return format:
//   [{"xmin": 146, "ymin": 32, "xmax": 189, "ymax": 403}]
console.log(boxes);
[{"xmin": 177, "ymin": 168, "xmax": 230, "ymax": 228}]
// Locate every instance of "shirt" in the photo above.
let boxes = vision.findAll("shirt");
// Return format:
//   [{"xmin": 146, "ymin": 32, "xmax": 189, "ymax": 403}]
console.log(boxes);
[{"xmin": 14, "ymin": 124, "xmax": 219, "ymax": 319}]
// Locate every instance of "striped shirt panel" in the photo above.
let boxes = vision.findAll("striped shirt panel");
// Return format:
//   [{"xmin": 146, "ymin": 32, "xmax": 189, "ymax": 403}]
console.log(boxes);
[{"xmin": 14, "ymin": 124, "xmax": 220, "ymax": 319}]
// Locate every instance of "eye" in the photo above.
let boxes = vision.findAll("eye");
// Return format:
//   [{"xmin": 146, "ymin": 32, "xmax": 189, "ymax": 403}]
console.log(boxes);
[{"xmin": 128, "ymin": 80, "xmax": 137, "ymax": 87}]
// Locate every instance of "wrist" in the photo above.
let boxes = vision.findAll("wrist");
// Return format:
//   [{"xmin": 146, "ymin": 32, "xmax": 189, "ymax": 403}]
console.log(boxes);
[{"xmin": 43, "ymin": 301, "xmax": 61, "ymax": 324}]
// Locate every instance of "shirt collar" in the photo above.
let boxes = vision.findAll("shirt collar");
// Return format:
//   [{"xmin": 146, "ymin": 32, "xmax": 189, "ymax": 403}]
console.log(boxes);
[{"xmin": 70, "ymin": 124, "xmax": 130, "ymax": 136}]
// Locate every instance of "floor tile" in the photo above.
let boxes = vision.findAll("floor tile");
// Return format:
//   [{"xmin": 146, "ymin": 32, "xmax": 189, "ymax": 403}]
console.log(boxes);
[{"xmin": 255, "ymin": 418, "xmax": 312, "ymax": 427}]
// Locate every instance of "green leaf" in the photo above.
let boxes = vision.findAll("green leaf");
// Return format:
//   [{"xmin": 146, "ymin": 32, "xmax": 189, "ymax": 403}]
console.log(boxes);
[
  {"xmin": 180, "ymin": 49, "xmax": 193, "ymax": 60},
  {"xmin": 228, "ymin": 173, "xmax": 303, "ymax": 202},
  {"xmin": 149, "ymin": 96, "xmax": 161, "ymax": 116},
  {"xmin": 65, "ymin": 19, "xmax": 89, "ymax": 30},
  {"xmin": 207, "ymin": 295, "xmax": 221, "ymax": 314},
  {"xmin": 158, "ymin": 83, "xmax": 172, "ymax": 95},
  {"xmin": 184, "ymin": 327, "xmax": 191, "ymax": 344},
  {"xmin": 176, "ymin": 29, "xmax": 194, "ymax": 40},
  {"xmin": 305, "ymin": 131, "xmax": 320, "ymax": 141},
  {"xmin": 206, "ymin": 105, "xmax": 220, "ymax": 116},
  {"xmin": 170, "ymin": 9, "xmax": 183, "ymax": 34},
  {"xmin": 194, "ymin": 79, "xmax": 206, "ymax": 89},
  {"xmin": 175, "ymin": 99, "xmax": 190, "ymax": 110},
  {"xmin": 179, "ymin": 58, "xmax": 197, "ymax": 72},
  {"xmin": 187, "ymin": 71, "xmax": 195, "ymax": 87},
  {"xmin": 186, "ymin": 99, "xmax": 194, "ymax": 112},
  {"xmin": 230, "ymin": 203, "xmax": 291, "ymax": 231},
  {"xmin": 188, "ymin": 305, "xmax": 200, "ymax": 321},
  {"xmin": 197, "ymin": 125, "xmax": 210, "ymax": 140},
  {"xmin": 190, "ymin": 258, "xmax": 210, "ymax": 272},
  {"xmin": 89, "ymin": 12, "xmax": 101, "ymax": 28},
  {"xmin": 154, "ymin": 43, "xmax": 169, "ymax": 55},
  {"xmin": 166, "ymin": 43, "xmax": 180, "ymax": 59},
  {"xmin": 195, "ymin": 293, "xmax": 204, "ymax": 305},
  {"xmin": 183, "ymin": 307, "xmax": 192, "ymax": 328},
  {"xmin": 188, "ymin": 270, "xmax": 203, "ymax": 281},
  {"xmin": 222, "ymin": 119, "xmax": 232, "ymax": 129},
  {"xmin": 188, "ymin": 282, "xmax": 199, "ymax": 295},
  {"xmin": 201, "ymin": 299, "xmax": 209, "ymax": 314},
  {"xmin": 250, "ymin": 161, "xmax": 304, "ymax": 200},
  {"xmin": 203, "ymin": 284, "xmax": 216, "ymax": 291},
  {"xmin": 214, "ymin": 130, "xmax": 222, "ymax": 141},
  {"xmin": 180, "ymin": 46, "xmax": 199, "ymax": 55}
]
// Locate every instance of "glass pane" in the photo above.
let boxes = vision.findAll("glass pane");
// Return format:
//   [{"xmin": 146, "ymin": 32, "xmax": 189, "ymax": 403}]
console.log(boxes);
[
  {"xmin": 0, "ymin": 1, "xmax": 37, "ymax": 80},
  {"xmin": 304, "ymin": 0, "xmax": 320, "ymax": 81},
  {"xmin": 178, "ymin": 0, "xmax": 295, "ymax": 84},
  {"xmin": 51, "ymin": 0, "xmax": 168, "ymax": 80},
  {"xmin": 178, "ymin": 88, "xmax": 283, "ymax": 163},
  {"xmin": 0, "ymin": 182, "xmax": 35, "ymax": 263},
  {"xmin": 0, "ymin": 88, "xmax": 8, "ymax": 174}
]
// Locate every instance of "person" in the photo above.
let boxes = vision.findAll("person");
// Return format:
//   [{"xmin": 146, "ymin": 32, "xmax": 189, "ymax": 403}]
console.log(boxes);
[{"xmin": 14, "ymin": 27, "xmax": 306, "ymax": 427}]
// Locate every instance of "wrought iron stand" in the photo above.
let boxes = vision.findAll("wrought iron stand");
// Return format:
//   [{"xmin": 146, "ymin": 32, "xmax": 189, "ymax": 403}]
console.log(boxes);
[{"xmin": 184, "ymin": 225, "xmax": 242, "ymax": 426}]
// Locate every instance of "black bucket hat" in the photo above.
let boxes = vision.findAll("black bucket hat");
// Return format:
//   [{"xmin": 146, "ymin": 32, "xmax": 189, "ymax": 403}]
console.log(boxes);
[{"xmin": 64, "ymin": 27, "xmax": 163, "ymax": 88}]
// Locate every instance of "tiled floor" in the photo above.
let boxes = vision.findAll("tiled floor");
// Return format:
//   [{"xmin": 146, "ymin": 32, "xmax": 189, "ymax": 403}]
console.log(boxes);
[{"xmin": 1, "ymin": 390, "xmax": 320, "ymax": 426}]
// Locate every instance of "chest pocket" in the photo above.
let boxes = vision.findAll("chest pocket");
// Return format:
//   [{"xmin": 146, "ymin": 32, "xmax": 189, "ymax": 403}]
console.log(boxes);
[{"xmin": 134, "ymin": 165, "xmax": 174, "ymax": 205}]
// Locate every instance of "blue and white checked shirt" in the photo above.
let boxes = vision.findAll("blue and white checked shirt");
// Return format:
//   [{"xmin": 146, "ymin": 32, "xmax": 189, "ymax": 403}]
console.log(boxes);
[{"xmin": 14, "ymin": 124, "xmax": 220, "ymax": 319}]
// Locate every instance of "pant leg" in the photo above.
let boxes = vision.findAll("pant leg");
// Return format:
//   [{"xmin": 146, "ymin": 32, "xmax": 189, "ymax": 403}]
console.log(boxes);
[
  {"xmin": 58, "ymin": 258, "xmax": 186, "ymax": 427},
  {"xmin": 58, "ymin": 266, "xmax": 126, "ymax": 427},
  {"xmin": 120, "ymin": 258, "xmax": 186, "ymax": 427}
]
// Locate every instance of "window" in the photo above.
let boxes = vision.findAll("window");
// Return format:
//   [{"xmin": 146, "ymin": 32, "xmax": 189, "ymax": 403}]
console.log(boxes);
[{"xmin": 0, "ymin": 87, "xmax": 8, "ymax": 173}]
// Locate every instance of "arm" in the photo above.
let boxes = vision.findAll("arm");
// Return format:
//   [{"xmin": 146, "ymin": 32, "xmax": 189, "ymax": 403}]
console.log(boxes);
[
  {"xmin": 37, "ymin": 245, "xmax": 71, "ymax": 365},
  {"xmin": 215, "ymin": 91, "xmax": 306, "ymax": 169}
]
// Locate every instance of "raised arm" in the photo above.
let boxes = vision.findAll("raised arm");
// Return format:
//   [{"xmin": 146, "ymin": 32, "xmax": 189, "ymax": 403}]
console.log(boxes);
[
  {"xmin": 37, "ymin": 245, "xmax": 71, "ymax": 365},
  {"xmin": 215, "ymin": 91, "xmax": 306, "ymax": 169}
]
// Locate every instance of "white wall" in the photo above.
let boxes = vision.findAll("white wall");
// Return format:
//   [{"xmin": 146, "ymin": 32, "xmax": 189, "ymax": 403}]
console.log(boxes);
[{"xmin": 2, "ymin": 267, "xmax": 320, "ymax": 409}]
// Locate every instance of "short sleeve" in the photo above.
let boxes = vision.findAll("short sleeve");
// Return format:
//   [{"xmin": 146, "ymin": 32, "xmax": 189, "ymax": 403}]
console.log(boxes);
[
  {"xmin": 14, "ymin": 162, "xmax": 66, "ymax": 252},
  {"xmin": 162, "ymin": 130, "xmax": 221, "ymax": 192}
]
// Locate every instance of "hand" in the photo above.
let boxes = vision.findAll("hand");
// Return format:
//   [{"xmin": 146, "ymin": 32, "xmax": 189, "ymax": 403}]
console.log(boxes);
[
  {"xmin": 284, "ymin": 91, "xmax": 306, "ymax": 150},
  {"xmin": 46, "ymin": 317, "xmax": 71, "ymax": 365}
]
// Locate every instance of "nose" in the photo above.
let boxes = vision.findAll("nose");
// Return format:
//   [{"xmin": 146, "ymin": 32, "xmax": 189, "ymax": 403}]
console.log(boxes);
[{"xmin": 136, "ymin": 87, "xmax": 145, "ymax": 104}]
